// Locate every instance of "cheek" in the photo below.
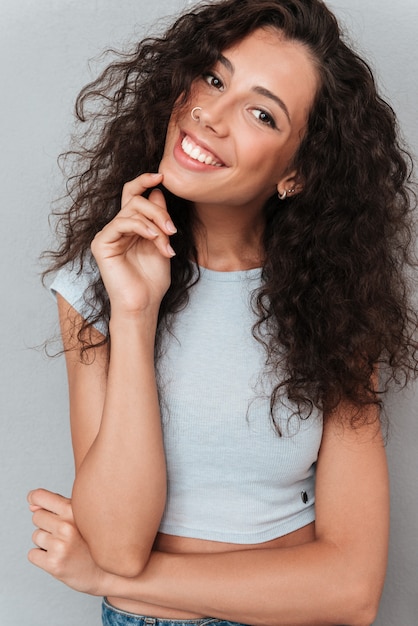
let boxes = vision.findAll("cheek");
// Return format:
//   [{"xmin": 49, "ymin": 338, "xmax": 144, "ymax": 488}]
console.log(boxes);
[
  {"xmin": 162, "ymin": 119, "xmax": 177, "ymax": 152},
  {"xmin": 267, "ymin": 136, "xmax": 301, "ymax": 179}
]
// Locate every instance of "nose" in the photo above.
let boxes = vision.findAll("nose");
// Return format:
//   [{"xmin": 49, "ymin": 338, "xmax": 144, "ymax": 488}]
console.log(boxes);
[{"xmin": 191, "ymin": 98, "xmax": 230, "ymax": 136}]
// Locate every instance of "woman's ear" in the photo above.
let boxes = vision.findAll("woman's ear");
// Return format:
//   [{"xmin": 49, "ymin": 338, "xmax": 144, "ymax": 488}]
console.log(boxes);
[{"xmin": 277, "ymin": 172, "xmax": 303, "ymax": 200}]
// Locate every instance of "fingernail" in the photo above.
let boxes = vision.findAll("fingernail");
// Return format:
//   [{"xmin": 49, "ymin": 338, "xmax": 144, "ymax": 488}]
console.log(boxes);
[
  {"xmin": 167, "ymin": 244, "xmax": 176, "ymax": 257},
  {"xmin": 150, "ymin": 172, "xmax": 163, "ymax": 179},
  {"xmin": 146, "ymin": 226, "xmax": 159, "ymax": 237},
  {"xmin": 166, "ymin": 220, "xmax": 177, "ymax": 234}
]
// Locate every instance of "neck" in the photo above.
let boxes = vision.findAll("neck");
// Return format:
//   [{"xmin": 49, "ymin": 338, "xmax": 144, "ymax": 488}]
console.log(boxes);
[{"xmin": 193, "ymin": 203, "xmax": 265, "ymax": 272}]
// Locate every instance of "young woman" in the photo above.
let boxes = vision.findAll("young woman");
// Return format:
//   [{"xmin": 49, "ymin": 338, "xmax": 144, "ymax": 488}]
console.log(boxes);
[{"xmin": 28, "ymin": 1, "xmax": 417, "ymax": 625}]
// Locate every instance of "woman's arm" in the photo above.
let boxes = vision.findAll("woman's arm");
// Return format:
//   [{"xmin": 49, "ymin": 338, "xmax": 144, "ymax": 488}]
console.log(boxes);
[
  {"xmin": 106, "ymin": 405, "xmax": 389, "ymax": 626},
  {"xmin": 61, "ymin": 297, "xmax": 166, "ymax": 578},
  {"xmin": 29, "ymin": 402, "xmax": 389, "ymax": 626},
  {"xmin": 59, "ymin": 173, "xmax": 177, "ymax": 577}
]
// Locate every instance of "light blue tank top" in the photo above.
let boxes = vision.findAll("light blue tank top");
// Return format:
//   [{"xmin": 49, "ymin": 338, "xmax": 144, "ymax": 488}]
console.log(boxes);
[{"xmin": 51, "ymin": 260, "xmax": 323, "ymax": 543}]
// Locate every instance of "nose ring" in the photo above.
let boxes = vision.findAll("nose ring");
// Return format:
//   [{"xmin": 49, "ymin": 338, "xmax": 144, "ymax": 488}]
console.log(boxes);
[{"xmin": 191, "ymin": 106, "xmax": 202, "ymax": 122}]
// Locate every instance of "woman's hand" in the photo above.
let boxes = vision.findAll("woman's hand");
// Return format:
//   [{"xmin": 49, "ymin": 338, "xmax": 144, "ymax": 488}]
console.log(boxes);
[
  {"xmin": 28, "ymin": 489, "xmax": 106, "ymax": 596},
  {"xmin": 91, "ymin": 172, "xmax": 177, "ymax": 316}
]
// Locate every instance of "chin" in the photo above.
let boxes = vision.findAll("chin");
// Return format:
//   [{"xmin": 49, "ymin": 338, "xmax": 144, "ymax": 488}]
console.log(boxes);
[
  {"xmin": 158, "ymin": 165, "xmax": 193, "ymax": 202},
  {"xmin": 160, "ymin": 173, "xmax": 185, "ymax": 200}
]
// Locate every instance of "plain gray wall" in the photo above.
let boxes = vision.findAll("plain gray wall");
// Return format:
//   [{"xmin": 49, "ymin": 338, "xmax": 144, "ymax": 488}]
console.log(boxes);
[{"xmin": 1, "ymin": 1, "xmax": 417, "ymax": 624}]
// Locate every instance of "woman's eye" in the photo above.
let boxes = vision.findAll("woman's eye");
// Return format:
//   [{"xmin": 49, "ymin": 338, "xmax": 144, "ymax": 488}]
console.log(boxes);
[
  {"xmin": 203, "ymin": 73, "xmax": 224, "ymax": 90},
  {"xmin": 251, "ymin": 109, "xmax": 276, "ymax": 129}
]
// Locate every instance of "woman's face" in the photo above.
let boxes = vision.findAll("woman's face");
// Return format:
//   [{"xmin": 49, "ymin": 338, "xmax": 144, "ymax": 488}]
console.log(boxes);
[{"xmin": 159, "ymin": 27, "xmax": 318, "ymax": 213}]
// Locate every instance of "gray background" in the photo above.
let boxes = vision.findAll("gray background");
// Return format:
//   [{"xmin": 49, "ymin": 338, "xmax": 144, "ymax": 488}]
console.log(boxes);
[{"xmin": 1, "ymin": 0, "xmax": 417, "ymax": 624}]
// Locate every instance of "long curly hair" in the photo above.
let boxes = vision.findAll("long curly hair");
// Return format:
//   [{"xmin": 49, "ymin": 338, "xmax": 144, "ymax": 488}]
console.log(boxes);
[{"xmin": 45, "ymin": 0, "xmax": 418, "ymax": 426}]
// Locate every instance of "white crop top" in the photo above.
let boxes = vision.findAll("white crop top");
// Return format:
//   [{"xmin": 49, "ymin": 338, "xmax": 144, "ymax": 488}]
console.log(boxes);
[{"xmin": 51, "ymin": 259, "xmax": 323, "ymax": 544}]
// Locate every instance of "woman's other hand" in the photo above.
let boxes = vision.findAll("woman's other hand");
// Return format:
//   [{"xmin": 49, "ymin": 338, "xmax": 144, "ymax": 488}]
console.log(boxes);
[
  {"xmin": 28, "ymin": 489, "xmax": 105, "ymax": 596},
  {"xmin": 91, "ymin": 173, "xmax": 177, "ymax": 316}
]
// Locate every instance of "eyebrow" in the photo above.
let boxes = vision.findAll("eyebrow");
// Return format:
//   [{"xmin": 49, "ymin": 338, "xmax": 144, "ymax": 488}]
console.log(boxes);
[{"xmin": 218, "ymin": 54, "xmax": 292, "ymax": 125}]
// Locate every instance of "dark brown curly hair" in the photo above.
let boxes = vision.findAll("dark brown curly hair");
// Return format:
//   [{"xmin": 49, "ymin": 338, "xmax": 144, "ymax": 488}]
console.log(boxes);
[{"xmin": 45, "ymin": 0, "xmax": 418, "ymax": 426}]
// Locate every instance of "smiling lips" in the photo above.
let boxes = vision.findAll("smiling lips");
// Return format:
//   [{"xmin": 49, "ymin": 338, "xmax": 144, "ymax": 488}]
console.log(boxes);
[{"xmin": 181, "ymin": 135, "xmax": 225, "ymax": 167}]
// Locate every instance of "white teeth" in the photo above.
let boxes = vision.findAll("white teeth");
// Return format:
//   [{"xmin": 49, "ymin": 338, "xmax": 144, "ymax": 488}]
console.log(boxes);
[
  {"xmin": 181, "ymin": 136, "xmax": 222, "ymax": 167},
  {"xmin": 182, "ymin": 138, "xmax": 192, "ymax": 156}
]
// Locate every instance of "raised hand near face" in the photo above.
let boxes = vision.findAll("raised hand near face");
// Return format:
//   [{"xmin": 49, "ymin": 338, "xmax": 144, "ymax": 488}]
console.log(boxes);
[{"xmin": 91, "ymin": 173, "xmax": 177, "ymax": 317}]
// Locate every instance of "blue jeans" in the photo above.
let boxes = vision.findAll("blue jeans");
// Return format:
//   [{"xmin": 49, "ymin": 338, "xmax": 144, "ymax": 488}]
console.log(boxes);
[{"xmin": 102, "ymin": 598, "xmax": 251, "ymax": 626}]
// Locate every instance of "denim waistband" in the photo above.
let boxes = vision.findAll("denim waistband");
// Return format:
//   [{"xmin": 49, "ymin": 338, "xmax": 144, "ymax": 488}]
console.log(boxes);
[{"xmin": 102, "ymin": 598, "xmax": 250, "ymax": 626}]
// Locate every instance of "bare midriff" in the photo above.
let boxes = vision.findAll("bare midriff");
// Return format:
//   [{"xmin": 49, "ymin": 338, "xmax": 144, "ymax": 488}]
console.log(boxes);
[{"xmin": 107, "ymin": 521, "xmax": 316, "ymax": 619}]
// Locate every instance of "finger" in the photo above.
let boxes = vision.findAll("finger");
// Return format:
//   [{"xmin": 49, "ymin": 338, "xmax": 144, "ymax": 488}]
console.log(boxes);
[
  {"xmin": 32, "ymin": 528, "xmax": 51, "ymax": 551},
  {"xmin": 28, "ymin": 546, "xmax": 67, "ymax": 580},
  {"xmin": 95, "ymin": 214, "xmax": 159, "ymax": 244},
  {"xmin": 27, "ymin": 489, "xmax": 71, "ymax": 518},
  {"xmin": 149, "ymin": 188, "xmax": 166, "ymax": 209},
  {"xmin": 149, "ymin": 189, "xmax": 177, "ymax": 235},
  {"xmin": 28, "ymin": 547, "xmax": 48, "ymax": 570},
  {"xmin": 122, "ymin": 190, "xmax": 176, "ymax": 237},
  {"xmin": 121, "ymin": 172, "xmax": 163, "ymax": 207},
  {"xmin": 93, "ymin": 216, "xmax": 175, "ymax": 259},
  {"xmin": 92, "ymin": 220, "xmax": 149, "ymax": 257},
  {"xmin": 29, "ymin": 504, "xmax": 43, "ymax": 512},
  {"xmin": 133, "ymin": 195, "xmax": 177, "ymax": 257},
  {"xmin": 110, "ymin": 205, "xmax": 167, "ymax": 240},
  {"xmin": 32, "ymin": 507, "xmax": 68, "ymax": 533}
]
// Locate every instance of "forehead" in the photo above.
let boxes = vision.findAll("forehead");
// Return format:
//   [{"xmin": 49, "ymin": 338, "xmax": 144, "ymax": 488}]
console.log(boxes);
[{"xmin": 221, "ymin": 28, "xmax": 319, "ymax": 127}]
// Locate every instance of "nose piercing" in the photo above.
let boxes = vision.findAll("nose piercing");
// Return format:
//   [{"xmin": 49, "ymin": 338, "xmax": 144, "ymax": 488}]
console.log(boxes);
[{"xmin": 191, "ymin": 106, "xmax": 202, "ymax": 122}]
